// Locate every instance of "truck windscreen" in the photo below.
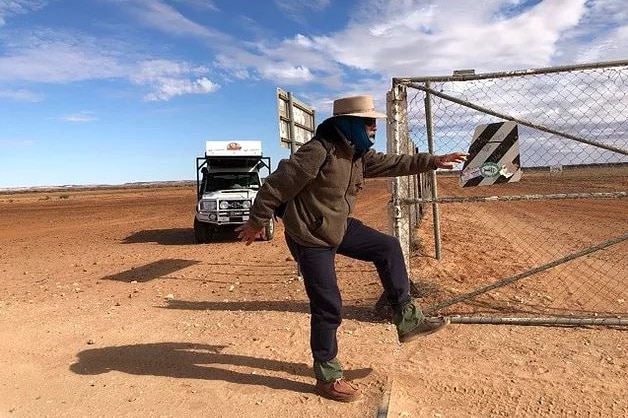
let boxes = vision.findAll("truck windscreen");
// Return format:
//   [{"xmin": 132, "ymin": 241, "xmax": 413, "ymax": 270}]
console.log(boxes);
[{"xmin": 205, "ymin": 173, "xmax": 260, "ymax": 192}]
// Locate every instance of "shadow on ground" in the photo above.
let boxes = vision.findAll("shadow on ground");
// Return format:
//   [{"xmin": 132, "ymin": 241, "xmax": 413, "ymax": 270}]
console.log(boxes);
[
  {"xmin": 122, "ymin": 228, "xmax": 197, "ymax": 245},
  {"xmin": 101, "ymin": 259, "xmax": 201, "ymax": 283},
  {"xmin": 70, "ymin": 342, "xmax": 372, "ymax": 394},
  {"xmin": 163, "ymin": 299, "xmax": 390, "ymax": 323},
  {"xmin": 122, "ymin": 228, "xmax": 244, "ymax": 245}
]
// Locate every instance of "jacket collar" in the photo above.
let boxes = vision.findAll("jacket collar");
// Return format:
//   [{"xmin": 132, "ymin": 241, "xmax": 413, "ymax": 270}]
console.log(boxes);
[{"xmin": 316, "ymin": 118, "xmax": 360, "ymax": 159}]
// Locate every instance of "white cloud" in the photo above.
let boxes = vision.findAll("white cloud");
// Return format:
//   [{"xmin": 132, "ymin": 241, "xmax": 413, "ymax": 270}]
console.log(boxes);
[
  {"xmin": 574, "ymin": 25, "xmax": 628, "ymax": 62},
  {"xmin": 0, "ymin": 30, "xmax": 128, "ymax": 82},
  {"xmin": 1, "ymin": 0, "xmax": 625, "ymax": 105},
  {"xmin": 171, "ymin": 0, "xmax": 218, "ymax": 12},
  {"xmin": 122, "ymin": 0, "xmax": 228, "ymax": 42},
  {"xmin": 230, "ymin": 0, "xmax": 626, "ymax": 124},
  {"xmin": 275, "ymin": 0, "xmax": 330, "ymax": 22},
  {"xmin": 0, "ymin": 87, "xmax": 43, "ymax": 101},
  {"xmin": 61, "ymin": 111, "xmax": 97, "ymax": 122},
  {"xmin": 119, "ymin": 0, "xmax": 588, "ymax": 94},
  {"xmin": 0, "ymin": 28, "xmax": 220, "ymax": 101},
  {"xmin": 553, "ymin": 0, "xmax": 628, "ymax": 63},
  {"xmin": 0, "ymin": 138, "xmax": 34, "ymax": 146},
  {"xmin": 0, "ymin": 0, "xmax": 47, "ymax": 26},
  {"xmin": 117, "ymin": 0, "xmax": 324, "ymax": 91},
  {"xmin": 259, "ymin": 63, "xmax": 314, "ymax": 84},
  {"xmin": 195, "ymin": 0, "xmax": 598, "ymax": 99},
  {"xmin": 303, "ymin": 0, "xmax": 588, "ymax": 77},
  {"xmin": 132, "ymin": 59, "xmax": 220, "ymax": 101},
  {"xmin": 143, "ymin": 76, "xmax": 219, "ymax": 101},
  {"xmin": 218, "ymin": 0, "xmax": 626, "ymax": 103}
]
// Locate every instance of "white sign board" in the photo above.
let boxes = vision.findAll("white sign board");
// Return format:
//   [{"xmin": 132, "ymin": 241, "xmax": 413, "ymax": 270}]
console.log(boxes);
[
  {"xmin": 277, "ymin": 88, "xmax": 315, "ymax": 149},
  {"xmin": 460, "ymin": 121, "xmax": 522, "ymax": 187}
]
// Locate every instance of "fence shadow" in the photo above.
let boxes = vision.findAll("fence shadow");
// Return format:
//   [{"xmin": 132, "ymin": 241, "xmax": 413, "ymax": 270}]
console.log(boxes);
[
  {"xmin": 70, "ymin": 342, "xmax": 372, "ymax": 393},
  {"xmin": 163, "ymin": 299, "xmax": 389, "ymax": 323},
  {"xmin": 102, "ymin": 259, "xmax": 200, "ymax": 283}
]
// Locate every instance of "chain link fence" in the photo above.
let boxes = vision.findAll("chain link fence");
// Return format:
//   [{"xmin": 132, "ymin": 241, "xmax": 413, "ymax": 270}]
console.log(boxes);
[{"xmin": 386, "ymin": 60, "xmax": 628, "ymax": 326}]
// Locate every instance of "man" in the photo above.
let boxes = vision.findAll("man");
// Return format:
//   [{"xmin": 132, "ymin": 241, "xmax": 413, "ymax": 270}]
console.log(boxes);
[{"xmin": 236, "ymin": 95, "xmax": 467, "ymax": 402}]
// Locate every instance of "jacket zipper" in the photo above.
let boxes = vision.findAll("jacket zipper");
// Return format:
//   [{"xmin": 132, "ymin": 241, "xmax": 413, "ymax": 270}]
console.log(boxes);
[{"xmin": 344, "ymin": 161, "xmax": 354, "ymax": 214}]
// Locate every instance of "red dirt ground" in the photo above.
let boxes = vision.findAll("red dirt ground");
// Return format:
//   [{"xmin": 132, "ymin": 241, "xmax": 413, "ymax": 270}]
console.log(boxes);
[{"xmin": 0, "ymin": 177, "xmax": 626, "ymax": 417}]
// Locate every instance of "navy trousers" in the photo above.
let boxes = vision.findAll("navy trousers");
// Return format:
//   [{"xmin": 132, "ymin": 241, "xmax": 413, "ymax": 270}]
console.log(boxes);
[{"xmin": 285, "ymin": 217, "xmax": 412, "ymax": 362}]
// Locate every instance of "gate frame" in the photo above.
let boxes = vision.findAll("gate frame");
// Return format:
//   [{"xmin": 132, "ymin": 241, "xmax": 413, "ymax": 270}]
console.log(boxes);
[{"xmin": 385, "ymin": 59, "xmax": 628, "ymax": 326}]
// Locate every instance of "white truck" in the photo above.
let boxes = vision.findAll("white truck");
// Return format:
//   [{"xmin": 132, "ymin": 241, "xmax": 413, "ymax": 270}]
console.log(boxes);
[{"xmin": 193, "ymin": 140, "xmax": 274, "ymax": 243}]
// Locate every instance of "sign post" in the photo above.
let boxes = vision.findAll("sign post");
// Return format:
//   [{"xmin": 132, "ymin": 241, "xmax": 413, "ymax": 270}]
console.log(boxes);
[
  {"xmin": 276, "ymin": 88, "xmax": 316, "ymax": 154},
  {"xmin": 275, "ymin": 88, "xmax": 315, "ymax": 279}
]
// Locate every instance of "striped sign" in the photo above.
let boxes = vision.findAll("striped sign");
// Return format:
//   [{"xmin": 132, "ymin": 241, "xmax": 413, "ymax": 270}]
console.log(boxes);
[{"xmin": 459, "ymin": 121, "xmax": 522, "ymax": 187}]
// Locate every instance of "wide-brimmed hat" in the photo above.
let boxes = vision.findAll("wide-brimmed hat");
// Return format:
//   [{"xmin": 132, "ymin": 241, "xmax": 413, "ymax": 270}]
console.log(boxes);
[{"xmin": 332, "ymin": 95, "xmax": 387, "ymax": 119}]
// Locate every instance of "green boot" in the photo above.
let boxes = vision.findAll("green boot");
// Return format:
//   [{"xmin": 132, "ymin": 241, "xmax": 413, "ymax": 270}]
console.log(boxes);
[
  {"xmin": 393, "ymin": 301, "xmax": 424, "ymax": 336},
  {"xmin": 394, "ymin": 301, "xmax": 449, "ymax": 343}
]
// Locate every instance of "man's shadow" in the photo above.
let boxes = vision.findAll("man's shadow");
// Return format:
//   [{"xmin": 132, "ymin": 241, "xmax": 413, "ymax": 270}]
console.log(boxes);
[{"xmin": 70, "ymin": 342, "xmax": 372, "ymax": 394}]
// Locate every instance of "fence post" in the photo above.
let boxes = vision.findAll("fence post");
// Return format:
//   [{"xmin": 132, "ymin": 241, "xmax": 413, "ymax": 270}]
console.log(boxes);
[
  {"xmin": 387, "ymin": 85, "xmax": 411, "ymax": 267},
  {"xmin": 424, "ymin": 81, "xmax": 442, "ymax": 260}
]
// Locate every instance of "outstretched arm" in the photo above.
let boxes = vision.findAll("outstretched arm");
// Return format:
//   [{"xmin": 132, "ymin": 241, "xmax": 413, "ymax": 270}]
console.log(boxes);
[{"xmin": 363, "ymin": 150, "xmax": 469, "ymax": 177}]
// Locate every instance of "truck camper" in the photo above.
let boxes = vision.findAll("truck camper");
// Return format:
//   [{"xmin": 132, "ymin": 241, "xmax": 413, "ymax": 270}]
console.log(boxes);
[{"xmin": 194, "ymin": 140, "xmax": 273, "ymax": 243}]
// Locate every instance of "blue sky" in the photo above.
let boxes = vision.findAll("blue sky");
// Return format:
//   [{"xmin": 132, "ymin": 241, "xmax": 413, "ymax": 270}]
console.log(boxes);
[{"xmin": 0, "ymin": 0, "xmax": 626, "ymax": 188}]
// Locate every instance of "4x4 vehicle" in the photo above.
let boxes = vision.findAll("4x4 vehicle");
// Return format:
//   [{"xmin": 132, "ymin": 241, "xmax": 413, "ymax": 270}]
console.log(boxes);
[{"xmin": 193, "ymin": 140, "xmax": 273, "ymax": 243}]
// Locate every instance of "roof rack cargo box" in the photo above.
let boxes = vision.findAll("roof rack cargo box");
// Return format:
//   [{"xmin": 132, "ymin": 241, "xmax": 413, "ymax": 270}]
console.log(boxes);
[
  {"xmin": 205, "ymin": 141, "xmax": 262, "ymax": 157},
  {"xmin": 202, "ymin": 141, "xmax": 264, "ymax": 169}
]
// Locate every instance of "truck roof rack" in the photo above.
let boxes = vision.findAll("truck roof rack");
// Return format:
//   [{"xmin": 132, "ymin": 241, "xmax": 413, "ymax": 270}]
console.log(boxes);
[{"xmin": 202, "ymin": 155, "xmax": 266, "ymax": 169}]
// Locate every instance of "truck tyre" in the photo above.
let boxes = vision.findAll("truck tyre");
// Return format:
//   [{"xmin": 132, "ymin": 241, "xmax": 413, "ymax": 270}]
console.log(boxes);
[
  {"xmin": 263, "ymin": 218, "xmax": 274, "ymax": 241},
  {"xmin": 194, "ymin": 217, "xmax": 212, "ymax": 243}
]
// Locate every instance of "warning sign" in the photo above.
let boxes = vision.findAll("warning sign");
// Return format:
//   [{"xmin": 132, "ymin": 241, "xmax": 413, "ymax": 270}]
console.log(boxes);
[{"xmin": 460, "ymin": 121, "xmax": 522, "ymax": 187}]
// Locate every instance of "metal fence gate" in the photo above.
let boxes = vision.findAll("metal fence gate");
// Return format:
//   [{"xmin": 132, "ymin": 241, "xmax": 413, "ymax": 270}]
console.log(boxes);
[{"xmin": 386, "ymin": 60, "xmax": 628, "ymax": 326}]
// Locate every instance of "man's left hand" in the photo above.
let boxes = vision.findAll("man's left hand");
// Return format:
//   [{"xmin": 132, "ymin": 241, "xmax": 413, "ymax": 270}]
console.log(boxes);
[{"xmin": 434, "ymin": 152, "xmax": 469, "ymax": 169}]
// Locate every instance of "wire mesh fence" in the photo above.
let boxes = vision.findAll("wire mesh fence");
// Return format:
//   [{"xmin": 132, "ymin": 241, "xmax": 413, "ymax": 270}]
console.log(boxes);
[{"xmin": 386, "ymin": 60, "xmax": 628, "ymax": 326}]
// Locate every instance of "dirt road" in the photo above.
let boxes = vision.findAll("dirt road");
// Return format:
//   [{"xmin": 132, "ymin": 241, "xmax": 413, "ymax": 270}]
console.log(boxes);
[{"xmin": 0, "ymin": 178, "xmax": 626, "ymax": 417}]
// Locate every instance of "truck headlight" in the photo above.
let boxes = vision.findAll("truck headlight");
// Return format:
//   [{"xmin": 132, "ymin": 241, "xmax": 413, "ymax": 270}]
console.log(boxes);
[
  {"xmin": 242, "ymin": 200, "xmax": 251, "ymax": 209},
  {"xmin": 199, "ymin": 200, "xmax": 217, "ymax": 211},
  {"xmin": 219, "ymin": 201, "xmax": 230, "ymax": 209}
]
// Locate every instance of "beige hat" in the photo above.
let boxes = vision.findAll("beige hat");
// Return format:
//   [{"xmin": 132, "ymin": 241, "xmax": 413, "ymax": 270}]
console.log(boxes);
[{"xmin": 332, "ymin": 95, "xmax": 387, "ymax": 118}]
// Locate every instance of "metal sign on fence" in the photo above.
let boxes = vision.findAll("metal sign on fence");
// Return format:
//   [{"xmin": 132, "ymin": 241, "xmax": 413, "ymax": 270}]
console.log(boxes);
[
  {"xmin": 459, "ymin": 121, "xmax": 522, "ymax": 187},
  {"xmin": 276, "ymin": 88, "xmax": 315, "ymax": 153}
]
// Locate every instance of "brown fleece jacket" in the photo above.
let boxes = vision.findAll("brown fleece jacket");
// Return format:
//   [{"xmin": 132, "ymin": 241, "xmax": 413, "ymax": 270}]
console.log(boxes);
[{"xmin": 248, "ymin": 118, "xmax": 438, "ymax": 247}]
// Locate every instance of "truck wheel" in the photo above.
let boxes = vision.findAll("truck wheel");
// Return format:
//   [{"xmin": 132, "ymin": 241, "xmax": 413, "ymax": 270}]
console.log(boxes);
[
  {"xmin": 194, "ymin": 218, "xmax": 212, "ymax": 243},
  {"xmin": 263, "ymin": 218, "xmax": 274, "ymax": 241}
]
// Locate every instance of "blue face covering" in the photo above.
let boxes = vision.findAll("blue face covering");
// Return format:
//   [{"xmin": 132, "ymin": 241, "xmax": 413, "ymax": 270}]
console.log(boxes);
[{"xmin": 333, "ymin": 116, "xmax": 375, "ymax": 153}]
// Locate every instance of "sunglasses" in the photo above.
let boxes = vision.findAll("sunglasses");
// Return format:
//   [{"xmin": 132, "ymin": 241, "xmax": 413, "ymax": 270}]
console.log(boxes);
[{"xmin": 364, "ymin": 118, "xmax": 376, "ymax": 126}]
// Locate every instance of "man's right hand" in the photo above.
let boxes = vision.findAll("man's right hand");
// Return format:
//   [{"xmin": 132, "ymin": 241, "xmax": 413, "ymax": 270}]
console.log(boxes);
[
  {"xmin": 434, "ymin": 152, "xmax": 468, "ymax": 169},
  {"xmin": 235, "ymin": 221, "xmax": 265, "ymax": 245}
]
